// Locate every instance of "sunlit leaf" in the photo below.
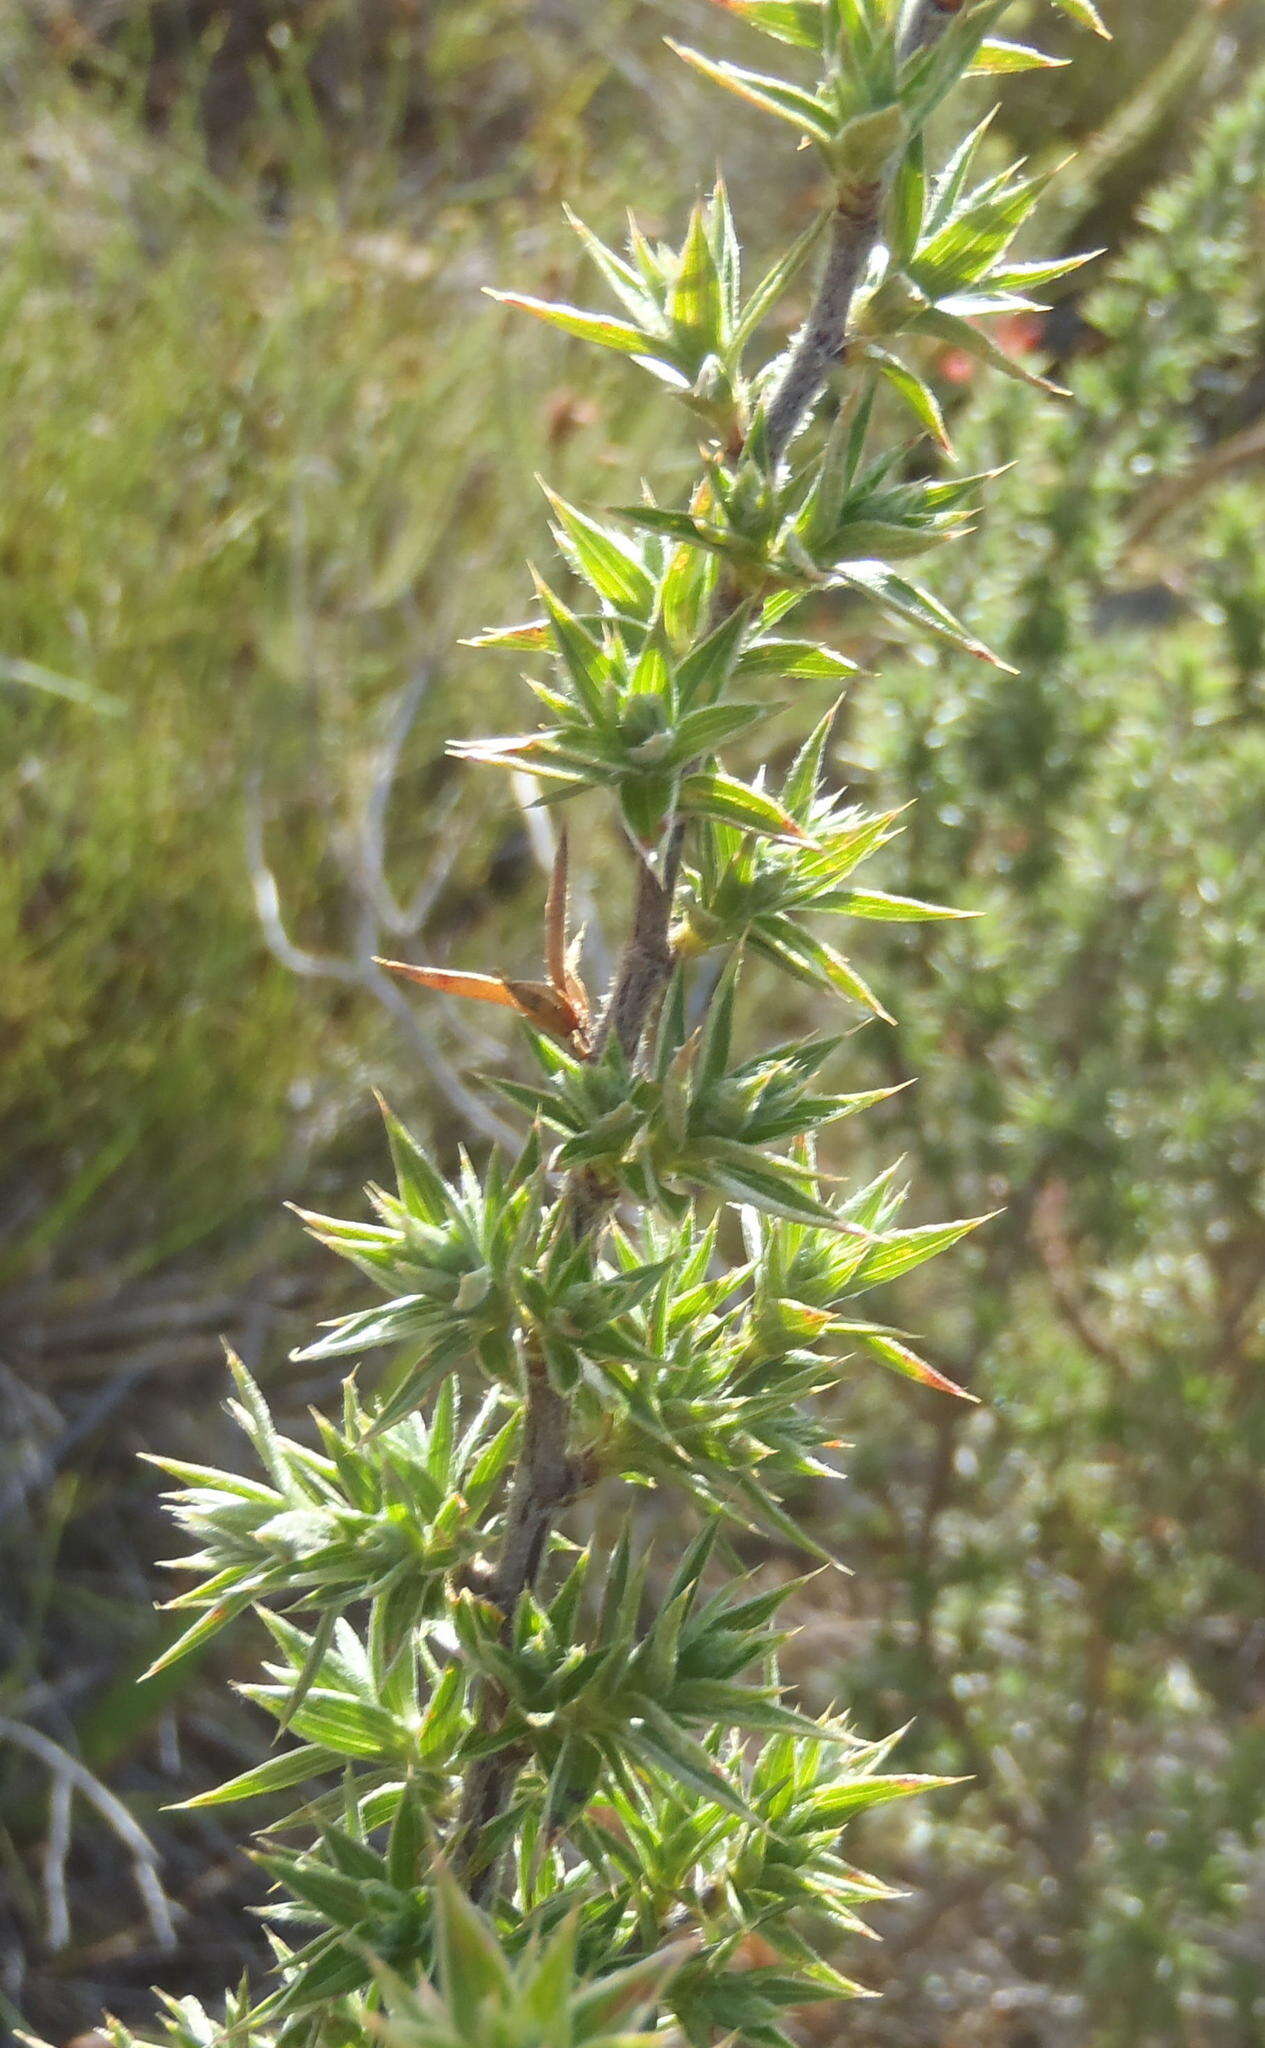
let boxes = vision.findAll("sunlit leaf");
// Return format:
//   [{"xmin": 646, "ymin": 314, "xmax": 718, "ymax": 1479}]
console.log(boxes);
[{"xmin": 666, "ymin": 42, "xmax": 837, "ymax": 148}]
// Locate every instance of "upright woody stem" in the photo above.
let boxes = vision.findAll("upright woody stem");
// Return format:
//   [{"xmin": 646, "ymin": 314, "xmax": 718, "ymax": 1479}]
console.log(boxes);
[
  {"xmin": 450, "ymin": 0, "xmax": 965, "ymax": 1901},
  {"xmin": 452, "ymin": 841, "xmax": 682, "ymax": 1893},
  {"xmin": 764, "ymin": 186, "xmax": 885, "ymax": 467},
  {"xmin": 453, "ymin": 1353, "xmax": 576, "ymax": 1894}
]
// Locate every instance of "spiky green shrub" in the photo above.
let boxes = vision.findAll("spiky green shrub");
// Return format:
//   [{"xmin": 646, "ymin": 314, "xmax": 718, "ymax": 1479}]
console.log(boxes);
[{"xmin": 58, "ymin": 5, "xmax": 1110, "ymax": 2044}]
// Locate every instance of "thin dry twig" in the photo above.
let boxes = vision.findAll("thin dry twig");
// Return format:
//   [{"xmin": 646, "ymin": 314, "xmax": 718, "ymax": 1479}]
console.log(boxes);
[
  {"xmin": 353, "ymin": 669, "xmax": 468, "ymax": 936},
  {"xmin": 43, "ymin": 1770, "xmax": 73, "ymax": 1954},
  {"xmin": 0, "ymin": 1716, "xmax": 178, "ymax": 1955},
  {"xmin": 244, "ymin": 741, "xmax": 518, "ymax": 1150}
]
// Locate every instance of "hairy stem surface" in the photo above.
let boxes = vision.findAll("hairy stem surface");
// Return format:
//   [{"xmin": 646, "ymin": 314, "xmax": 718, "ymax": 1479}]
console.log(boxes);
[
  {"xmin": 765, "ymin": 187, "xmax": 884, "ymax": 466},
  {"xmin": 765, "ymin": 0, "xmax": 965, "ymax": 464}
]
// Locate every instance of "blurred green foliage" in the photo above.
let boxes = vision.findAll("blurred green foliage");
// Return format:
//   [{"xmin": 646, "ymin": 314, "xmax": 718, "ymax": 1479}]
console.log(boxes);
[
  {"xmin": 4, "ymin": 3, "xmax": 1265, "ymax": 2045},
  {"xmin": 0, "ymin": 0, "xmax": 720, "ymax": 1282},
  {"xmin": 822, "ymin": 61, "xmax": 1265, "ymax": 2045}
]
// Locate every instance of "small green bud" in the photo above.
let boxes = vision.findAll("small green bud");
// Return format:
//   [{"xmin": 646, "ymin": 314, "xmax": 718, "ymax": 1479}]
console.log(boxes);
[
  {"xmin": 455, "ymin": 1265, "xmax": 494, "ymax": 1314},
  {"xmin": 829, "ymin": 102, "xmax": 907, "ymax": 193},
  {"xmin": 688, "ymin": 351, "xmax": 743, "ymax": 438},
  {"xmin": 692, "ymin": 352, "xmax": 733, "ymax": 408},
  {"xmin": 620, "ymin": 696, "xmax": 667, "ymax": 747},
  {"xmin": 724, "ymin": 457, "xmax": 777, "ymax": 539},
  {"xmin": 854, "ymin": 264, "xmax": 922, "ymax": 339},
  {"xmin": 629, "ymin": 729, "xmax": 675, "ymax": 766},
  {"xmin": 675, "ymin": 906, "xmax": 725, "ymax": 954}
]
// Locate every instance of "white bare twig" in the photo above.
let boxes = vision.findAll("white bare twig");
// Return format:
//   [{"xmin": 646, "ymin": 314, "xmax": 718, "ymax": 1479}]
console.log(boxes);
[
  {"xmin": 353, "ymin": 669, "xmax": 469, "ymax": 935},
  {"xmin": 0, "ymin": 1715, "xmax": 178, "ymax": 1955},
  {"xmin": 43, "ymin": 1768, "xmax": 73, "ymax": 1953},
  {"xmin": 244, "ymin": 698, "xmax": 518, "ymax": 1151}
]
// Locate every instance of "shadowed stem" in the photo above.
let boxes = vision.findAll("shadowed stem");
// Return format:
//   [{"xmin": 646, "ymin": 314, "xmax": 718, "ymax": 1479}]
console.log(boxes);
[
  {"xmin": 900, "ymin": 0, "xmax": 966, "ymax": 60},
  {"xmin": 595, "ymin": 823, "xmax": 685, "ymax": 1060},
  {"xmin": 452, "ymin": 833, "xmax": 681, "ymax": 1894},
  {"xmin": 453, "ymin": 1351, "xmax": 576, "ymax": 1895}
]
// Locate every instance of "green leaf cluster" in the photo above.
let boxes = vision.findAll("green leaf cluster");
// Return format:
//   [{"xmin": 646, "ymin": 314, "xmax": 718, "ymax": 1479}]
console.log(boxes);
[
  {"xmin": 373, "ymin": 1872, "xmax": 688, "ymax": 2048},
  {"xmin": 491, "ymin": 182, "xmax": 822, "ymax": 441},
  {"xmin": 677, "ymin": 702, "xmax": 968, "ymax": 1013},
  {"xmin": 147, "ymin": 1369, "xmax": 517, "ymax": 1673},
  {"xmin": 501, "ymin": 962, "xmax": 898, "ymax": 1231}
]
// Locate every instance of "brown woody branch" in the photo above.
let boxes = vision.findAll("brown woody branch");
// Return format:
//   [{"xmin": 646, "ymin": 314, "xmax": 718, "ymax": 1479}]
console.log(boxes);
[
  {"xmin": 594, "ymin": 823, "xmax": 685, "ymax": 1061},
  {"xmin": 452, "ymin": 1353, "xmax": 578, "ymax": 1894}
]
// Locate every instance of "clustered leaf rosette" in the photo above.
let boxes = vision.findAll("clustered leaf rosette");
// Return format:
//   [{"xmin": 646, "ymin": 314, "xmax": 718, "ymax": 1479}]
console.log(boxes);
[
  {"xmin": 455, "ymin": 494, "xmax": 848, "ymax": 857},
  {"xmin": 151, "ymin": 1516, "xmax": 955, "ymax": 2034},
  {"xmin": 856, "ymin": 108, "xmax": 1098, "ymax": 430},
  {"xmin": 674, "ymin": 699, "xmax": 973, "ymax": 1015},
  {"xmin": 290, "ymin": 1110, "xmax": 547, "ymax": 1406},
  {"xmin": 506, "ymin": 0, "xmax": 1095, "ymax": 471},
  {"xmin": 229, "ymin": 1694, "xmax": 956, "ymax": 2043},
  {"xmin": 169, "ymin": 1571, "xmax": 956, "ymax": 2038},
  {"xmin": 501, "ymin": 956, "xmax": 910, "ymax": 1232},
  {"xmin": 143, "ymin": 1008, "xmax": 987, "ymax": 1741},
  {"xmin": 565, "ymin": 1159, "xmax": 987, "ymax": 1563},
  {"xmin": 462, "ymin": 224, "xmax": 1049, "ymax": 866},
  {"xmin": 568, "ymin": 1724, "xmax": 955, "ymax": 2046},
  {"xmin": 225, "ymin": 1609, "xmax": 470, "ymax": 1844},
  {"xmin": 290, "ymin": 1094, "xmax": 708, "ymax": 1406},
  {"xmin": 676, "ymin": 1, "xmax": 1107, "ymax": 177},
  {"xmin": 371, "ymin": 1872, "xmax": 691, "ymax": 2048},
  {"xmin": 742, "ymin": 1163, "xmax": 990, "ymax": 1402},
  {"xmin": 617, "ymin": 397, "xmax": 1005, "ymax": 667},
  {"xmin": 451, "ymin": 1527, "xmax": 845, "ymax": 1835},
  {"xmin": 145, "ymin": 1368, "xmax": 517, "ymax": 1680},
  {"xmin": 73, "ymin": 1874, "xmax": 690, "ymax": 2048},
  {"xmin": 490, "ymin": 179, "xmax": 826, "ymax": 445}
]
